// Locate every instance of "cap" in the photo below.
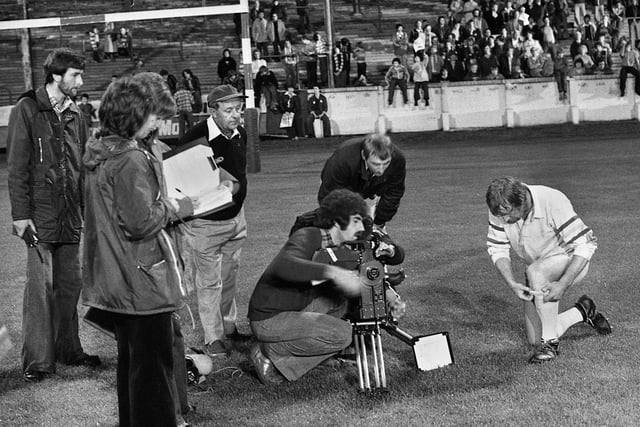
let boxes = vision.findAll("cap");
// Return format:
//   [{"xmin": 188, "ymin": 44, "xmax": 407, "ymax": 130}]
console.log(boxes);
[{"xmin": 207, "ymin": 85, "xmax": 246, "ymax": 106}]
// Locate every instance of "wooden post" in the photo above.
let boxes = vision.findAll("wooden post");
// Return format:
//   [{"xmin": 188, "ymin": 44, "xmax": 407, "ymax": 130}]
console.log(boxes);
[
  {"xmin": 20, "ymin": 0, "xmax": 34, "ymax": 91},
  {"xmin": 324, "ymin": 0, "xmax": 334, "ymax": 88}
]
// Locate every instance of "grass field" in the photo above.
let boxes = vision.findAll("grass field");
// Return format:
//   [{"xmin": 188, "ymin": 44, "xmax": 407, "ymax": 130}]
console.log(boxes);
[{"xmin": 1, "ymin": 122, "xmax": 639, "ymax": 426}]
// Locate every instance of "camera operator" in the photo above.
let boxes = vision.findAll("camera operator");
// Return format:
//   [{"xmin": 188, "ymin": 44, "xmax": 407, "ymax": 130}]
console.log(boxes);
[
  {"xmin": 318, "ymin": 134, "xmax": 406, "ymax": 231},
  {"xmin": 247, "ymin": 189, "xmax": 405, "ymax": 385}
]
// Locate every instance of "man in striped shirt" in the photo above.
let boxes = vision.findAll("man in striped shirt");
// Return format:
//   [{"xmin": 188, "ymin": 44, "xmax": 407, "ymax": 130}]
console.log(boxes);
[{"xmin": 485, "ymin": 177, "xmax": 611, "ymax": 363}]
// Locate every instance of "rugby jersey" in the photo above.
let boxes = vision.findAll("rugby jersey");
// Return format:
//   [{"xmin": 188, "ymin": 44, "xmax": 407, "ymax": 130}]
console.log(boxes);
[{"xmin": 487, "ymin": 185, "xmax": 597, "ymax": 265}]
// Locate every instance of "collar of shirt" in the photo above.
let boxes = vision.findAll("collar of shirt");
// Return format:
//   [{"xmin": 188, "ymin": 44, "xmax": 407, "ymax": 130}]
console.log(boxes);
[
  {"xmin": 320, "ymin": 228, "xmax": 334, "ymax": 249},
  {"xmin": 46, "ymin": 88, "xmax": 73, "ymax": 117},
  {"xmin": 526, "ymin": 184, "xmax": 545, "ymax": 221},
  {"xmin": 207, "ymin": 115, "xmax": 240, "ymax": 141}
]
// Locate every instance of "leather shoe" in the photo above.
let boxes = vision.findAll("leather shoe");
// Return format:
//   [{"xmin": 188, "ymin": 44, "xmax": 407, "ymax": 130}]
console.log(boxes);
[
  {"xmin": 249, "ymin": 343, "xmax": 284, "ymax": 385},
  {"xmin": 23, "ymin": 370, "xmax": 50, "ymax": 382},
  {"xmin": 528, "ymin": 339, "xmax": 559, "ymax": 364},
  {"xmin": 575, "ymin": 295, "xmax": 612, "ymax": 335},
  {"xmin": 66, "ymin": 352, "xmax": 102, "ymax": 367}
]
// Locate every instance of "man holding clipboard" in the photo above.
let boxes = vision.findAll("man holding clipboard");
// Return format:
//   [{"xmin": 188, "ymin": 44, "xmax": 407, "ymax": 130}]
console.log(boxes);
[{"xmin": 172, "ymin": 85, "xmax": 248, "ymax": 357}]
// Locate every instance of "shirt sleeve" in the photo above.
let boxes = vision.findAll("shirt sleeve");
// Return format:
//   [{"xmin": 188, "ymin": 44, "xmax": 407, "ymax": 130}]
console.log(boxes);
[
  {"xmin": 549, "ymin": 193, "xmax": 597, "ymax": 261},
  {"xmin": 487, "ymin": 213, "xmax": 511, "ymax": 264}
]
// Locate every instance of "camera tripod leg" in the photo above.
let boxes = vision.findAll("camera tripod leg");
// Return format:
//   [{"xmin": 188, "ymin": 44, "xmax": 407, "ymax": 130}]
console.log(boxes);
[
  {"xmin": 371, "ymin": 333, "xmax": 381, "ymax": 388},
  {"xmin": 359, "ymin": 333, "xmax": 371, "ymax": 390},
  {"xmin": 354, "ymin": 332, "xmax": 365, "ymax": 391},
  {"xmin": 376, "ymin": 332, "xmax": 387, "ymax": 388}
]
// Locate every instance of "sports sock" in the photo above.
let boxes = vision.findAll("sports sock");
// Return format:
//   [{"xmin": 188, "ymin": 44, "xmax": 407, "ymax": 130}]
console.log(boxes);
[
  {"xmin": 556, "ymin": 307, "xmax": 584, "ymax": 338},
  {"xmin": 535, "ymin": 296, "xmax": 560, "ymax": 342}
]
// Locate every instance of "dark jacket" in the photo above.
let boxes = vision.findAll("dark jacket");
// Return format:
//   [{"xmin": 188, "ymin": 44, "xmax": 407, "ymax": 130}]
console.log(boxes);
[
  {"xmin": 82, "ymin": 135, "xmax": 184, "ymax": 315},
  {"xmin": 7, "ymin": 87, "xmax": 88, "ymax": 243},
  {"xmin": 177, "ymin": 117, "xmax": 248, "ymax": 221},
  {"xmin": 318, "ymin": 137, "xmax": 406, "ymax": 226}
]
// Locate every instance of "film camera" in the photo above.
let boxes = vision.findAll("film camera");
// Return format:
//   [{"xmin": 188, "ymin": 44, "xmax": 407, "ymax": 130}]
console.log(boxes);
[{"xmin": 313, "ymin": 229, "xmax": 453, "ymax": 393}]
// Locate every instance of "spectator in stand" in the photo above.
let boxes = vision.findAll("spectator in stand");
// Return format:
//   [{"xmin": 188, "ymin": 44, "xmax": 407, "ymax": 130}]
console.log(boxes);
[
  {"xmin": 182, "ymin": 69, "xmax": 202, "ymax": 113},
  {"xmin": 270, "ymin": 0, "xmax": 287, "ymax": 22},
  {"xmin": 434, "ymin": 16, "xmax": 450, "ymax": 43},
  {"xmin": 315, "ymin": 32, "xmax": 329, "ymax": 87},
  {"xmin": 251, "ymin": 49, "xmax": 268, "ymax": 79},
  {"xmin": 296, "ymin": 0, "xmax": 311, "ymax": 33},
  {"xmin": 385, "ymin": 57, "xmax": 410, "ymax": 107},
  {"xmin": 306, "ymin": 86, "xmax": 331, "ymax": 137},
  {"xmin": 516, "ymin": 5, "xmax": 530, "ymax": 32},
  {"xmin": 283, "ymin": 39, "xmax": 299, "ymax": 89},
  {"xmin": 254, "ymin": 65, "xmax": 280, "ymax": 111},
  {"xmin": 554, "ymin": 47, "xmax": 570, "ymax": 100},
  {"xmin": 593, "ymin": 58, "xmax": 614, "ymax": 75},
  {"xmin": 529, "ymin": 0, "xmax": 545, "ymax": 27},
  {"xmin": 249, "ymin": 0, "xmax": 264, "ymax": 23},
  {"xmin": 174, "ymin": 80, "xmax": 195, "ymax": 139},
  {"xmin": 486, "ymin": 3, "xmax": 505, "ymax": 35},
  {"xmin": 159, "ymin": 69, "xmax": 177, "ymax": 94},
  {"xmin": 440, "ymin": 67, "xmax": 451, "ymax": 82},
  {"xmin": 570, "ymin": 30, "xmax": 584, "ymax": 59},
  {"xmin": 611, "ymin": 2, "xmax": 626, "ymax": 45},
  {"xmin": 512, "ymin": 64, "xmax": 527, "ymax": 78},
  {"xmin": 463, "ymin": 0, "xmax": 480, "ymax": 24},
  {"xmin": 393, "ymin": 24, "xmax": 410, "ymax": 70},
  {"xmin": 333, "ymin": 44, "xmax": 348, "ymax": 88},
  {"xmin": 78, "ymin": 93, "xmax": 96, "ymax": 124},
  {"xmin": 427, "ymin": 45, "xmax": 444, "ymax": 82},
  {"xmin": 252, "ymin": 10, "xmax": 270, "ymax": 60},
  {"xmin": 574, "ymin": 44, "xmax": 595, "ymax": 70},
  {"xmin": 484, "ymin": 64, "xmax": 505, "ymax": 79},
  {"xmin": 301, "ymin": 34, "xmax": 317, "ymax": 87},
  {"xmin": 223, "ymin": 69, "xmax": 246, "ymax": 94},
  {"xmin": 593, "ymin": 38, "xmax": 613, "ymax": 69},
  {"xmin": 503, "ymin": 1, "xmax": 518, "ymax": 35},
  {"xmin": 279, "ymin": 86, "xmax": 303, "ymax": 139},
  {"xmin": 353, "ymin": 41, "xmax": 368, "ymax": 85},
  {"xmin": 268, "ymin": 13, "xmax": 287, "ymax": 61},
  {"xmin": 540, "ymin": 16, "xmax": 558, "ymax": 59},
  {"xmin": 443, "ymin": 39, "xmax": 459, "ymax": 60},
  {"xmin": 450, "ymin": 21, "xmax": 462, "ymax": 43},
  {"xmin": 411, "ymin": 54, "xmax": 430, "ymax": 107},
  {"xmin": 340, "ymin": 38, "xmax": 352, "ymax": 85},
  {"xmin": 597, "ymin": 15, "xmax": 617, "ymax": 50},
  {"xmin": 424, "ymin": 24, "xmax": 437, "ymax": 52},
  {"xmin": 540, "ymin": 51, "xmax": 554, "ymax": 76},
  {"xmin": 88, "ymin": 27, "xmax": 102, "ymax": 63},
  {"xmin": 479, "ymin": 44, "xmax": 499, "ymax": 76},
  {"xmin": 555, "ymin": 0, "xmax": 570, "ymax": 40},
  {"xmin": 217, "ymin": 48, "xmax": 238, "ymax": 84},
  {"xmin": 446, "ymin": 54, "xmax": 466, "ymax": 81},
  {"xmin": 471, "ymin": 8, "xmax": 489, "ymax": 34},
  {"xmin": 499, "ymin": 46, "xmax": 519, "ymax": 78},
  {"xmin": 464, "ymin": 59, "xmax": 483, "ymax": 80},
  {"xmin": 409, "ymin": 20, "xmax": 426, "ymax": 59},
  {"xmin": 526, "ymin": 46, "xmax": 544, "ymax": 76},
  {"xmin": 619, "ymin": 41, "xmax": 640, "ymax": 97},
  {"xmin": 594, "ymin": 0, "xmax": 606, "ymax": 24},
  {"xmin": 568, "ymin": 58, "xmax": 587, "ymax": 77},
  {"xmin": 449, "ymin": 0, "xmax": 464, "ymax": 23},
  {"xmin": 575, "ymin": 0, "xmax": 587, "ymax": 28},
  {"xmin": 461, "ymin": 36, "xmax": 480, "ymax": 68},
  {"xmin": 117, "ymin": 27, "xmax": 133, "ymax": 61},
  {"xmin": 104, "ymin": 22, "xmax": 117, "ymax": 61},
  {"xmin": 582, "ymin": 15, "xmax": 598, "ymax": 49}
]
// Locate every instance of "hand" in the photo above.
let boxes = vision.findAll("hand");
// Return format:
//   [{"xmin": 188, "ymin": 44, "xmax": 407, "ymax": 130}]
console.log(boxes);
[
  {"xmin": 13, "ymin": 219, "xmax": 36, "ymax": 238},
  {"xmin": 386, "ymin": 291, "xmax": 406, "ymax": 319},
  {"xmin": 510, "ymin": 282, "xmax": 534, "ymax": 301},
  {"xmin": 375, "ymin": 241, "xmax": 395, "ymax": 258},
  {"xmin": 329, "ymin": 266, "xmax": 361, "ymax": 297},
  {"xmin": 542, "ymin": 281, "xmax": 568, "ymax": 302},
  {"xmin": 219, "ymin": 180, "xmax": 234, "ymax": 192}
]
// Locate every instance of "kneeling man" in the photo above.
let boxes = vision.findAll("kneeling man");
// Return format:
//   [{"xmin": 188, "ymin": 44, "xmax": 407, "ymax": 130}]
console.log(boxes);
[
  {"xmin": 248, "ymin": 189, "xmax": 401, "ymax": 384},
  {"xmin": 486, "ymin": 177, "xmax": 611, "ymax": 364}
]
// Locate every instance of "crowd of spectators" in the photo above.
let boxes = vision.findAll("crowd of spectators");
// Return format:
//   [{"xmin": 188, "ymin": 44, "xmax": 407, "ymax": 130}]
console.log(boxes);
[{"xmin": 86, "ymin": 24, "xmax": 134, "ymax": 63}]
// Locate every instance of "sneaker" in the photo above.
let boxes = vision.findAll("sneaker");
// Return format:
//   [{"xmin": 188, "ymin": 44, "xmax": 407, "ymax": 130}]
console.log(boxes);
[
  {"xmin": 528, "ymin": 339, "xmax": 559, "ymax": 363},
  {"xmin": 204, "ymin": 340, "xmax": 227, "ymax": 357},
  {"xmin": 249, "ymin": 343, "xmax": 284, "ymax": 385},
  {"xmin": 574, "ymin": 295, "xmax": 612, "ymax": 335}
]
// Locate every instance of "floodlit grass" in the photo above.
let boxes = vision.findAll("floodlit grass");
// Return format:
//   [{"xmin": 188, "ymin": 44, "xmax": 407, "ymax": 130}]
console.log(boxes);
[{"xmin": 1, "ymin": 122, "xmax": 640, "ymax": 426}]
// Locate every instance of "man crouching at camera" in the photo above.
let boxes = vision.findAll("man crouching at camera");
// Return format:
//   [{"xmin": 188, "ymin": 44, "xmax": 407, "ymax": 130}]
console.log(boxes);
[{"xmin": 247, "ymin": 189, "xmax": 405, "ymax": 384}]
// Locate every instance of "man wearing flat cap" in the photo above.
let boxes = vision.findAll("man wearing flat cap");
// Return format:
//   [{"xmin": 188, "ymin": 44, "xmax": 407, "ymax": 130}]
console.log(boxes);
[{"xmin": 176, "ymin": 85, "xmax": 248, "ymax": 357}]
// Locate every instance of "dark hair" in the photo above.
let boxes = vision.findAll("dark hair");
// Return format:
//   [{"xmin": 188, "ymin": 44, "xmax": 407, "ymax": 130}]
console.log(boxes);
[
  {"xmin": 485, "ymin": 177, "xmax": 528, "ymax": 216},
  {"xmin": 316, "ymin": 189, "xmax": 368, "ymax": 230},
  {"xmin": 395, "ymin": 23, "xmax": 403, "ymax": 30},
  {"xmin": 43, "ymin": 48, "xmax": 86, "ymax": 84},
  {"xmin": 159, "ymin": 69, "xmax": 169, "ymax": 76},
  {"xmin": 392, "ymin": 57, "xmax": 401, "ymax": 64},
  {"xmin": 99, "ymin": 72, "xmax": 176, "ymax": 139},
  {"xmin": 80, "ymin": 93, "xmax": 89, "ymax": 99},
  {"xmin": 361, "ymin": 134, "xmax": 393, "ymax": 160}
]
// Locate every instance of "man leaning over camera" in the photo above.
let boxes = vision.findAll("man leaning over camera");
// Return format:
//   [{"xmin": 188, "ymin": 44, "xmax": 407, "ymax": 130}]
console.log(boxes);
[{"xmin": 247, "ymin": 189, "xmax": 405, "ymax": 384}]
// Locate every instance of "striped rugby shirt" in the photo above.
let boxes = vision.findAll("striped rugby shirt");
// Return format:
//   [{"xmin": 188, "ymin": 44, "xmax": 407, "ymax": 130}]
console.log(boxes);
[{"xmin": 487, "ymin": 185, "xmax": 597, "ymax": 265}]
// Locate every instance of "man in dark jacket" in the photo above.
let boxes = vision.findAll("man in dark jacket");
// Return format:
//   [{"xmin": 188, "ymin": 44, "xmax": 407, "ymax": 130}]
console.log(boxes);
[
  {"xmin": 305, "ymin": 85, "xmax": 331, "ymax": 137},
  {"xmin": 318, "ymin": 134, "xmax": 406, "ymax": 230},
  {"xmin": 176, "ymin": 85, "xmax": 248, "ymax": 357},
  {"xmin": 7, "ymin": 48, "xmax": 100, "ymax": 382}
]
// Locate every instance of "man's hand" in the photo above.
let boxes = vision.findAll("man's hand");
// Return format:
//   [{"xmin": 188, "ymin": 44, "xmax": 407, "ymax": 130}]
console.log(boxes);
[
  {"xmin": 385, "ymin": 288, "xmax": 406, "ymax": 319},
  {"xmin": 375, "ymin": 241, "xmax": 395, "ymax": 258},
  {"xmin": 510, "ymin": 282, "xmax": 534, "ymax": 301},
  {"xmin": 328, "ymin": 266, "xmax": 361, "ymax": 297},
  {"xmin": 13, "ymin": 219, "xmax": 36, "ymax": 238},
  {"xmin": 219, "ymin": 180, "xmax": 235, "ymax": 193},
  {"xmin": 542, "ymin": 281, "xmax": 568, "ymax": 302}
]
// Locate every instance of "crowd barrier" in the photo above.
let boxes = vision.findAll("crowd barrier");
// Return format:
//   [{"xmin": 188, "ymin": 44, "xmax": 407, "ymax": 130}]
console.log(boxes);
[{"xmin": 1, "ymin": 76, "xmax": 638, "ymax": 148}]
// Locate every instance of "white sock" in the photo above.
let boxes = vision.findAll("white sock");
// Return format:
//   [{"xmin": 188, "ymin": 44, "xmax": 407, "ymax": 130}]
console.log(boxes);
[
  {"xmin": 556, "ymin": 307, "xmax": 584, "ymax": 338},
  {"xmin": 535, "ymin": 297, "xmax": 560, "ymax": 342}
]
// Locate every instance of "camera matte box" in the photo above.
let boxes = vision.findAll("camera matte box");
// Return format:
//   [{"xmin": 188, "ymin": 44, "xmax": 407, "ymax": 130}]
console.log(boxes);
[{"xmin": 412, "ymin": 332, "xmax": 454, "ymax": 371}]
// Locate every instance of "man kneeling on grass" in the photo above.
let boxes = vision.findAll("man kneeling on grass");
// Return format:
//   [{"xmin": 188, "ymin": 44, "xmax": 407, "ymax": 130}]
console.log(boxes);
[
  {"xmin": 247, "ymin": 189, "xmax": 405, "ymax": 384},
  {"xmin": 486, "ymin": 177, "xmax": 612, "ymax": 364}
]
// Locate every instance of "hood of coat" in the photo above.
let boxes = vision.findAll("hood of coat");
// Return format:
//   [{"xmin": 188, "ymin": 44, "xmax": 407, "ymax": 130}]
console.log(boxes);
[{"xmin": 83, "ymin": 135, "xmax": 139, "ymax": 171}]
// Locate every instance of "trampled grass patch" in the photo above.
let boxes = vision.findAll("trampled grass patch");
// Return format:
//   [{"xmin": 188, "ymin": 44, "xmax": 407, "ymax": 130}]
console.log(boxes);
[{"xmin": 1, "ymin": 122, "xmax": 640, "ymax": 426}]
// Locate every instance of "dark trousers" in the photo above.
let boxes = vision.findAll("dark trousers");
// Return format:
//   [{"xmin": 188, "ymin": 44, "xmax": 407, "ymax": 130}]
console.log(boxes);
[
  {"xmin": 388, "ymin": 78, "xmax": 408, "ymax": 105},
  {"xmin": 318, "ymin": 55, "xmax": 329, "ymax": 87},
  {"xmin": 414, "ymin": 81, "xmax": 430, "ymax": 105},
  {"xmin": 306, "ymin": 60, "xmax": 317, "ymax": 87},
  {"xmin": 114, "ymin": 312, "xmax": 176, "ymax": 427},
  {"xmin": 257, "ymin": 42, "xmax": 269, "ymax": 59},
  {"xmin": 22, "ymin": 243, "xmax": 84, "ymax": 373},
  {"xmin": 178, "ymin": 110, "xmax": 194, "ymax": 139},
  {"xmin": 305, "ymin": 113, "xmax": 331, "ymax": 137},
  {"xmin": 356, "ymin": 62, "xmax": 367, "ymax": 80},
  {"xmin": 619, "ymin": 66, "xmax": 640, "ymax": 96}
]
